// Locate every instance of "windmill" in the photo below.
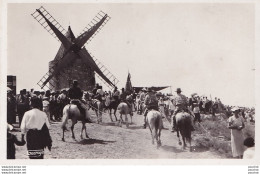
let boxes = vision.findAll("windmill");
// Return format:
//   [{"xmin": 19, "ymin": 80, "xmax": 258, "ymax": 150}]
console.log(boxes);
[{"xmin": 31, "ymin": 6, "xmax": 119, "ymax": 91}]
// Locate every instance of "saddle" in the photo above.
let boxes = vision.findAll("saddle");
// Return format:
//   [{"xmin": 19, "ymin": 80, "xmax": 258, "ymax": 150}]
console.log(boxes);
[{"xmin": 70, "ymin": 100, "xmax": 85, "ymax": 118}]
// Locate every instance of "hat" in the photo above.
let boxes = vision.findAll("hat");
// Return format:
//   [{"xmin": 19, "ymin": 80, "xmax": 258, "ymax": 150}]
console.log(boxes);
[
  {"xmin": 142, "ymin": 88, "xmax": 147, "ymax": 92},
  {"xmin": 231, "ymin": 107, "xmax": 240, "ymax": 112},
  {"xmin": 191, "ymin": 93, "xmax": 197, "ymax": 97},
  {"xmin": 7, "ymin": 124, "xmax": 13, "ymax": 131},
  {"xmin": 176, "ymin": 88, "xmax": 182, "ymax": 93},
  {"xmin": 43, "ymin": 97, "xmax": 49, "ymax": 100},
  {"xmin": 147, "ymin": 88, "xmax": 153, "ymax": 92}
]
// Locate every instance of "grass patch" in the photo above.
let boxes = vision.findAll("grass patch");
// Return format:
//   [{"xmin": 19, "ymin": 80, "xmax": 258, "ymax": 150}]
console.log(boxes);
[{"xmin": 193, "ymin": 114, "xmax": 255, "ymax": 158}]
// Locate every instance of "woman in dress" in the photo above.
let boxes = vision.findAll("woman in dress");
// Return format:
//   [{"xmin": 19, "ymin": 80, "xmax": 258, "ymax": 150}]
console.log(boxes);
[{"xmin": 228, "ymin": 107, "xmax": 245, "ymax": 158}]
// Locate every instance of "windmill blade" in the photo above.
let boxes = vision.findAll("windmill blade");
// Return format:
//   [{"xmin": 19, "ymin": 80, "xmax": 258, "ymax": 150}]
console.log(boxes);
[
  {"xmin": 77, "ymin": 11, "xmax": 111, "ymax": 45},
  {"xmin": 31, "ymin": 6, "xmax": 67, "ymax": 42},
  {"xmin": 75, "ymin": 13, "xmax": 108, "ymax": 48},
  {"xmin": 38, "ymin": 51, "xmax": 78, "ymax": 89},
  {"xmin": 35, "ymin": 8, "xmax": 72, "ymax": 50},
  {"xmin": 78, "ymin": 49, "xmax": 116, "ymax": 88}
]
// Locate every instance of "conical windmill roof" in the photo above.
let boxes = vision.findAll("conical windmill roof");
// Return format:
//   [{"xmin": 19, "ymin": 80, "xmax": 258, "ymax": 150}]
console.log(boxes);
[{"xmin": 53, "ymin": 26, "xmax": 76, "ymax": 62}]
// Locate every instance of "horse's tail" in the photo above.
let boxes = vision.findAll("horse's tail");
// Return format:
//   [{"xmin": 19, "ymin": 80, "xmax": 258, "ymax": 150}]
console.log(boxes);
[
  {"xmin": 154, "ymin": 112, "xmax": 162, "ymax": 132},
  {"xmin": 182, "ymin": 114, "xmax": 192, "ymax": 139},
  {"xmin": 61, "ymin": 105, "xmax": 70, "ymax": 129}
]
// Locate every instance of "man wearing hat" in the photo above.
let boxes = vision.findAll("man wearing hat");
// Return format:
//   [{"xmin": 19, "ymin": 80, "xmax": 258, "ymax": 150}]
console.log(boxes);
[
  {"xmin": 143, "ymin": 88, "xmax": 158, "ymax": 128},
  {"xmin": 171, "ymin": 88, "xmax": 188, "ymax": 132},
  {"xmin": 140, "ymin": 88, "xmax": 146, "ymax": 102},
  {"xmin": 112, "ymin": 86, "xmax": 120, "ymax": 101},
  {"xmin": 68, "ymin": 80, "xmax": 92, "ymax": 123}
]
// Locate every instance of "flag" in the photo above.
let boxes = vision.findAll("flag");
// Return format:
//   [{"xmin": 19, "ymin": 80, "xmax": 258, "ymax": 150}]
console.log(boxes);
[{"xmin": 125, "ymin": 72, "xmax": 133, "ymax": 93}]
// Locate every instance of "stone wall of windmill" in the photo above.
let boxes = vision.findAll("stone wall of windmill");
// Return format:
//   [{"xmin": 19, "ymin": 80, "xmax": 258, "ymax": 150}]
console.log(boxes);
[{"xmin": 49, "ymin": 59, "xmax": 95, "ymax": 92}]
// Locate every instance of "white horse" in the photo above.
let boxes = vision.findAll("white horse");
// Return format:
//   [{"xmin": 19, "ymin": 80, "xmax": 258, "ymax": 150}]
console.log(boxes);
[
  {"xmin": 117, "ymin": 102, "xmax": 133, "ymax": 128},
  {"xmin": 91, "ymin": 99, "xmax": 103, "ymax": 124},
  {"xmin": 61, "ymin": 104, "xmax": 91, "ymax": 141},
  {"xmin": 146, "ymin": 110, "xmax": 163, "ymax": 148}
]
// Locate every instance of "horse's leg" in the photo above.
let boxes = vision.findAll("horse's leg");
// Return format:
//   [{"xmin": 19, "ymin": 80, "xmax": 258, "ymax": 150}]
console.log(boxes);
[
  {"xmin": 147, "ymin": 121, "xmax": 154, "ymax": 145},
  {"xmin": 80, "ymin": 121, "xmax": 84, "ymax": 139},
  {"xmin": 157, "ymin": 118, "xmax": 162, "ymax": 147},
  {"xmin": 109, "ymin": 108, "xmax": 113, "ymax": 122},
  {"xmin": 188, "ymin": 137, "xmax": 192, "ymax": 152},
  {"xmin": 177, "ymin": 128, "xmax": 182, "ymax": 145},
  {"xmin": 125, "ymin": 114, "xmax": 129, "ymax": 128},
  {"xmin": 119, "ymin": 114, "xmax": 122, "ymax": 127},
  {"xmin": 114, "ymin": 109, "xmax": 118, "ymax": 121},
  {"xmin": 99, "ymin": 106, "xmax": 102, "ymax": 123},
  {"xmin": 71, "ymin": 121, "xmax": 75, "ymax": 140},
  {"xmin": 182, "ymin": 131, "xmax": 186, "ymax": 150},
  {"xmin": 95, "ymin": 110, "xmax": 100, "ymax": 124},
  {"xmin": 82, "ymin": 121, "xmax": 89, "ymax": 139},
  {"xmin": 62, "ymin": 127, "xmax": 65, "ymax": 141}
]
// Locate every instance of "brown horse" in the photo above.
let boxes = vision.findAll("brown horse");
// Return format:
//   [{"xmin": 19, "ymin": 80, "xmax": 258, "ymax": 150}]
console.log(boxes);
[
  {"xmin": 176, "ymin": 111, "xmax": 192, "ymax": 151},
  {"xmin": 61, "ymin": 104, "xmax": 90, "ymax": 141},
  {"xmin": 106, "ymin": 99, "xmax": 120, "ymax": 122},
  {"xmin": 146, "ymin": 110, "xmax": 163, "ymax": 148}
]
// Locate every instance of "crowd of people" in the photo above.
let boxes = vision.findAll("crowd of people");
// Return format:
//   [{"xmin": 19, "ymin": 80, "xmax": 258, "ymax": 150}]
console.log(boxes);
[{"xmin": 7, "ymin": 82, "xmax": 255, "ymax": 159}]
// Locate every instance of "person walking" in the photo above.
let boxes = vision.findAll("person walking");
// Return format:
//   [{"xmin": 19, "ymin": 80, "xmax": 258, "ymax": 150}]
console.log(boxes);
[
  {"xmin": 228, "ymin": 107, "xmax": 245, "ymax": 158},
  {"xmin": 20, "ymin": 96, "xmax": 52, "ymax": 159}
]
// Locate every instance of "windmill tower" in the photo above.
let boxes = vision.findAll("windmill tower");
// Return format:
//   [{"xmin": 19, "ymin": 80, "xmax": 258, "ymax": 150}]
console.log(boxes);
[{"xmin": 31, "ymin": 6, "xmax": 119, "ymax": 91}]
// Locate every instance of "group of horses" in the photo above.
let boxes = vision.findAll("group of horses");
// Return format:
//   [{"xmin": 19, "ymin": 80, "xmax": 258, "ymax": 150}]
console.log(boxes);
[{"xmin": 60, "ymin": 98, "xmax": 193, "ymax": 152}]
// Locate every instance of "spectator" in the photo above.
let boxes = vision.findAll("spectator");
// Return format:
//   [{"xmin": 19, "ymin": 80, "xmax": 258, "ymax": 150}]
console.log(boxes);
[
  {"xmin": 7, "ymin": 123, "xmax": 25, "ymax": 159},
  {"xmin": 228, "ymin": 107, "xmax": 245, "ymax": 158},
  {"xmin": 7, "ymin": 90, "xmax": 16, "ymax": 125},
  {"xmin": 21, "ymin": 96, "xmax": 52, "ymax": 159},
  {"xmin": 243, "ymin": 137, "xmax": 255, "ymax": 159},
  {"xmin": 193, "ymin": 103, "xmax": 201, "ymax": 125}
]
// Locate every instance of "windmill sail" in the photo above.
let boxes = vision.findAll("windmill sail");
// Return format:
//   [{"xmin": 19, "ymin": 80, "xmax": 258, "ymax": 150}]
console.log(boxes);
[
  {"xmin": 31, "ymin": 6, "xmax": 66, "ymax": 41},
  {"xmin": 75, "ymin": 14, "xmax": 108, "ymax": 48},
  {"xmin": 78, "ymin": 11, "xmax": 111, "ymax": 45},
  {"xmin": 78, "ymin": 49, "xmax": 115, "ymax": 87}
]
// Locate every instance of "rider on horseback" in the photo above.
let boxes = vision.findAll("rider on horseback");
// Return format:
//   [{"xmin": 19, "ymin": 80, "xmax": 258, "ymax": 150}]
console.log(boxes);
[
  {"xmin": 120, "ymin": 88, "xmax": 133, "ymax": 116},
  {"xmin": 94, "ymin": 85, "xmax": 104, "ymax": 102},
  {"xmin": 171, "ymin": 88, "xmax": 191, "ymax": 132},
  {"xmin": 68, "ymin": 80, "xmax": 92, "ymax": 123},
  {"xmin": 143, "ymin": 88, "xmax": 159, "ymax": 128},
  {"xmin": 112, "ymin": 87, "xmax": 120, "ymax": 102}
]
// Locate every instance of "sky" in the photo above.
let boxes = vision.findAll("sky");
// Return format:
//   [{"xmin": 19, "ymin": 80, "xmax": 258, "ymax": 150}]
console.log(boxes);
[{"xmin": 7, "ymin": 3, "xmax": 255, "ymax": 107}]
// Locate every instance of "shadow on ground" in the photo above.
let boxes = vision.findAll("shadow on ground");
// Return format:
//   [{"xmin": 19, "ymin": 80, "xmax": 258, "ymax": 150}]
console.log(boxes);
[
  {"xmin": 75, "ymin": 138, "xmax": 116, "ymax": 145},
  {"xmin": 127, "ymin": 125, "xmax": 144, "ymax": 130}
]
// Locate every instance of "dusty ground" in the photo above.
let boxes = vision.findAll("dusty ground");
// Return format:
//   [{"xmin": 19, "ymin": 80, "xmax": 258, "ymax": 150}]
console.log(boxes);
[{"xmin": 13, "ymin": 110, "xmax": 227, "ymax": 159}]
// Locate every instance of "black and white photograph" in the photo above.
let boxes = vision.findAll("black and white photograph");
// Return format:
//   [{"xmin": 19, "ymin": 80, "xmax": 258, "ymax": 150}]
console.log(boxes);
[{"xmin": 4, "ymin": 2, "xmax": 256, "ymax": 161}]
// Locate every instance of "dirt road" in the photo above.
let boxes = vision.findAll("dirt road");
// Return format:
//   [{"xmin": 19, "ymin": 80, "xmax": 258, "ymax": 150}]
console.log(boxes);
[{"xmin": 14, "ymin": 110, "xmax": 227, "ymax": 159}]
